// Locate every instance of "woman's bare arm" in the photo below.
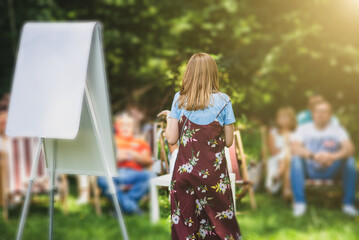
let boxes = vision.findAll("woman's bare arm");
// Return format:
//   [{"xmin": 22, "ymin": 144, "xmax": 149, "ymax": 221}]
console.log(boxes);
[
  {"xmin": 157, "ymin": 110, "xmax": 180, "ymax": 145},
  {"xmin": 165, "ymin": 117, "xmax": 179, "ymax": 145},
  {"xmin": 224, "ymin": 124, "xmax": 234, "ymax": 148}
]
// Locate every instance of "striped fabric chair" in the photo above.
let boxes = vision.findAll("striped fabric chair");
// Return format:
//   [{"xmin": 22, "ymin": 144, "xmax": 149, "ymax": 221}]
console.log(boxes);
[
  {"xmin": 6, "ymin": 137, "xmax": 48, "ymax": 193},
  {"xmin": 0, "ymin": 136, "xmax": 68, "ymax": 220}
]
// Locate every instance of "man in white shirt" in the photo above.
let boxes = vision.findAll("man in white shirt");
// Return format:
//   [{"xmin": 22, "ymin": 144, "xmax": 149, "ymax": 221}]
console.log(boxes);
[{"xmin": 291, "ymin": 100, "xmax": 357, "ymax": 217}]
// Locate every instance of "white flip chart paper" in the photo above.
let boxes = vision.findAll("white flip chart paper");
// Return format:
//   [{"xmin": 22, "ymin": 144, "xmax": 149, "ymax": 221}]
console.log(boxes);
[{"xmin": 6, "ymin": 22, "xmax": 117, "ymax": 176}]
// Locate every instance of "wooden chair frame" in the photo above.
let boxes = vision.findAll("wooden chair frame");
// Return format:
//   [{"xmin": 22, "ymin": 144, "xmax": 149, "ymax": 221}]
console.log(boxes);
[{"xmin": 233, "ymin": 129, "xmax": 257, "ymax": 210}]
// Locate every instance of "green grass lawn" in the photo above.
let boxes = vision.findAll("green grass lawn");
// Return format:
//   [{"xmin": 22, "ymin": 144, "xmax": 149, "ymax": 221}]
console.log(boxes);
[
  {"xmin": 1, "ymin": 189, "xmax": 358, "ymax": 240},
  {"xmin": 236, "ymin": 193, "xmax": 359, "ymax": 240}
]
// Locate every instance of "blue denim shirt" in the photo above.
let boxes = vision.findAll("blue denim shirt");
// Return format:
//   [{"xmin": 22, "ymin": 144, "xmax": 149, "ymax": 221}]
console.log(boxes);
[{"xmin": 169, "ymin": 91, "xmax": 236, "ymax": 127}]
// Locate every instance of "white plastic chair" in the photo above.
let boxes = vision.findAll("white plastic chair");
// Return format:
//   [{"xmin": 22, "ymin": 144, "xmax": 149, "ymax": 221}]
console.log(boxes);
[{"xmin": 150, "ymin": 147, "xmax": 236, "ymax": 223}]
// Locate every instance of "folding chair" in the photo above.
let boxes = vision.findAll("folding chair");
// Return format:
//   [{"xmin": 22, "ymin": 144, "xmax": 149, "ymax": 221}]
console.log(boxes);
[
  {"xmin": 153, "ymin": 122, "xmax": 169, "ymax": 175},
  {"xmin": 232, "ymin": 129, "xmax": 257, "ymax": 210},
  {"xmin": 76, "ymin": 175, "xmax": 103, "ymax": 216},
  {"xmin": 303, "ymin": 160, "xmax": 343, "ymax": 203}
]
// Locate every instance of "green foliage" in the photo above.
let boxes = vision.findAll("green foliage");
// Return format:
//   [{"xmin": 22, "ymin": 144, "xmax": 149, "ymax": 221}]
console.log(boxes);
[{"xmin": 1, "ymin": 0, "xmax": 359, "ymax": 142}]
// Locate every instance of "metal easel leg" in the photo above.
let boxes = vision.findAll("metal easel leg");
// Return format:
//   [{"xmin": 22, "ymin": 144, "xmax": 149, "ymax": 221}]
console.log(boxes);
[
  {"xmin": 110, "ymin": 190, "xmax": 129, "ymax": 240},
  {"xmin": 16, "ymin": 138, "xmax": 43, "ymax": 240},
  {"xmin": 49, "ymin": 140, "xmax": 57, "ymax": 240},
  {"xmin": 84, "ymin": 83, "xmax": 130, "ymax": 240},
  {"xmin": 48, "ymin": 171, "xmax": 55, "ymax": 240}
]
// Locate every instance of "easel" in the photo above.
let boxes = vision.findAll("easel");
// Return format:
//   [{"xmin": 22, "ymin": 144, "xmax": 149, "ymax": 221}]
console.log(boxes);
[
  {"xmin": 5, "ymin": 22, "xmax": 130, "ymax": 240},
  {"xmin": 0, "ymin": 150, "xmax": 9, "ymax": 220},
  {"xmin": 0, "ymin": 137, "xmax": 67, "ymax": 221},
  {"xmin": 14, "ymin": 81, "xmax": 129, "ymax": 240}
]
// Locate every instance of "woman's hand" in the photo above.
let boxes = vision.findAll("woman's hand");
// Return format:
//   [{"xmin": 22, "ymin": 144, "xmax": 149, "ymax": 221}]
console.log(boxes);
[
  {"xmin": 158, "ymin": 110, "xmax": 179, "ymax": 145},
  {"xmin": 157, "ymin": 110, "xmax": 171, "ymax": 119}
]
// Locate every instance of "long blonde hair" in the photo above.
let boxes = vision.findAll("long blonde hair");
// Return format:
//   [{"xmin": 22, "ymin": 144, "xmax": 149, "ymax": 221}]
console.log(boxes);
[{"xmin": 177, "ymin": 52, "xmax": 220, "ymax": 111}]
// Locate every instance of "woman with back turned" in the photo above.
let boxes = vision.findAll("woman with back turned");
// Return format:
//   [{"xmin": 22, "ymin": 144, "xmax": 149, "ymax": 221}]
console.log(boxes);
[{"xmin": 158, "ymin": 53, "xmax": 242, "ymax": 239}]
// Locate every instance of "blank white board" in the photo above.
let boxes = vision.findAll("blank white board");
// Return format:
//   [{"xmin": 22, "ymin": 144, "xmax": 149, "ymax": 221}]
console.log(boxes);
[{"xmin": 6, "ymin": 22, "xmax": 117, "ymax": 176}]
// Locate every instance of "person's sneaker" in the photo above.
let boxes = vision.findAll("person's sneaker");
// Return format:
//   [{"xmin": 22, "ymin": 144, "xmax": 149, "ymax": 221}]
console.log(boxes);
[
  {"xmin": 293, "ymin": 203, "xmax": 307, "ymax": 217},
  {"xmin": 76, "ymin": 195, "xmax": 89, "ymax": 205},
  {"xmin": 342, "ymin": 205, "xmax": 359, "ymax": 217}
]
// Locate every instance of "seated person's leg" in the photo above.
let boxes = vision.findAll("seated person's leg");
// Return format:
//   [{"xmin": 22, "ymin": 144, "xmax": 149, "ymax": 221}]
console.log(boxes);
[
  {"xmin": 265, "ymin": 155, "xmax": 282, "ymax": 194},
  {"xmin": 114, "ymin": 168, "xmax": 155, "ymax": 213},
  {"xmin": 290, "ymin": 155, "xmax": 306, "ymax": 204},
  {"xmin": 97, "ymin": 174, "xmax": 140, "ymax": 213},
  {"xmin": 342, "ymin": 156, "xmax": 357, "ymax": 205},
  {"xmin": 116, "ymin": 167, "xmax": 155, "ymax": 185},
  {"xmin": 305, "ymin": 159, "xmax": 343, "ymax": 180},
  {"xmin": 305, "ymin": 156, "xmax": 358, "ymax": 215},
  {"xmin": 115, "ymin": 187, "xmax": 140, "ymax": 214},
  {"xmin": 97, "ymin": 176, "xmax": 110, "ymax": 197},
  {"xmin": 126, "ymin": 169, "xmax": 156, "ymax": 201},
  {"xmin": 76, "ymin": 175, "xmax": 90, "ymax": 204}
]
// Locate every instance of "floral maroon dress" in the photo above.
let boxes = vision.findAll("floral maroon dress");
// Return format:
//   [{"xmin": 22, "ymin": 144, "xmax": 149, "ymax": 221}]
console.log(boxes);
[{"xmin": 170, "ymin": 101, "xmax": 242, "ymax": 240}]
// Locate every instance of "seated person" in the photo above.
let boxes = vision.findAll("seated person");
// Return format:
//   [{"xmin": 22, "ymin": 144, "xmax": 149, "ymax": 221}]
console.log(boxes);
[
  {"xmin": 297, "ymin": 93, "xmax": 340, "ymax": 125},
  {"xmin": 76, "ymin": 175, "xmax": 90, "ymax": 205},
  {"xmin": 97, "ymin": 112, "xmax": 156, "ymax": 215},
  {"xmin": 291, "ymin": 100, "xmax": 357, "ymax": 217},
  {"xmin": 265, "ymin": 106, "xmax": 296, "ymax": 197}
]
